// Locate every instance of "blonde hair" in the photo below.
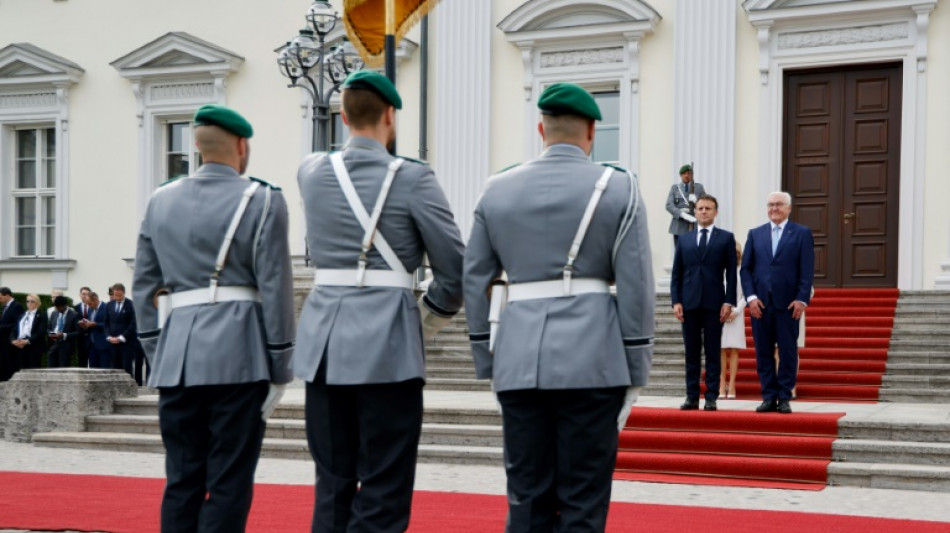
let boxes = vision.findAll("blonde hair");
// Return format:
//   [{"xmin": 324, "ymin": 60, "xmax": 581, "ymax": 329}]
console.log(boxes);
[{"xmin": 735, "ymin": 240, "xmax": 743, "ymax": 263}]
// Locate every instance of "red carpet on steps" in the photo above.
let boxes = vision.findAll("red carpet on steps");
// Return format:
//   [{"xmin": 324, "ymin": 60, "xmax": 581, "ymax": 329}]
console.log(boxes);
[
  {"xmin": 616, "ymin": 407, "xmax": 844, "ymax": 489},
  {"xmin": 2, "ymin": 472, "xmax": 948, "ymax": 533},
  {"xmin": 707, "ymin": 287, "xmax": 899, "ymax": 402}
]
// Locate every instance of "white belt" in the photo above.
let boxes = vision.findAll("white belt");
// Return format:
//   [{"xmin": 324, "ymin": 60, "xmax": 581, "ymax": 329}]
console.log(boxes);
[
  {"xmin": 168, "ymin": 286, "xmax": 261, "ymax": 309},
  {"xmin": 315, "ymin": 269, "xmax": 414, "ymax": 289},
  {"xmin": 506, "ymin": 278, "xmax": 610, "ymax": 302}
]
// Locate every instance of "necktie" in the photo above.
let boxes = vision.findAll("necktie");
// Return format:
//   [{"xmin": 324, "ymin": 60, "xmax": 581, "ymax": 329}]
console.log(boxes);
[
  {"xmin": 116, "ymin": 302, "xmax": 121, "ymax": 314},
  {"xmin": 57, "ymin": 314, "xmax": 64, "ymax": 333},
  {"xmin": 772, "ymin": 225, "xmax": 782, "ymax": 255},
  {"xmin": 699, "ymin": 228, "xmax": 708, "ymax": 256}
]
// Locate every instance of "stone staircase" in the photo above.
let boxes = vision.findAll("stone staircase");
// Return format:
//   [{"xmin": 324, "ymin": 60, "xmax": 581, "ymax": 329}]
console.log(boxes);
[
  {"xmin": 879, "ymin": 291, "xmax": 950, "ymax": 403},
  {"xmin": 32, "ymin": 395, "xmax": 504, "ymax": 466}
]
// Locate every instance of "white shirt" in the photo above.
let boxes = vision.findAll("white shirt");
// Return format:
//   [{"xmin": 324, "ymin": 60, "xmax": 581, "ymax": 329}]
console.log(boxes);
[
  {"xmin": 696, "ymin": 224, "xmax": 714, "ymax": 246},
  {"xmin": 18, "ymin": 310, "xmax": 35, "ymax": 340}
]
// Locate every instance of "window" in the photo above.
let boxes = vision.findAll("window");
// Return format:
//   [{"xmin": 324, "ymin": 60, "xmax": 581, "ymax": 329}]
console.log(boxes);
[
  {"xmin": 330, "ymin": 111, "xmax": 349, "ymax": 151},
  {"xmin": 13, "ymin": 127, "xmax": 56, "ymax": 257},
  {"xmin": 591, "ymin": 91, "xmax": 620, "ymax": 165},
  {"xmin": 165, "ymin": 121, "xmax": 201, "ymax": 181}
]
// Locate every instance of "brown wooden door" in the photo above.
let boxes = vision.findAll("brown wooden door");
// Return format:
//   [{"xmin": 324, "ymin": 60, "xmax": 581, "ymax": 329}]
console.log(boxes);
[{"xmin": 783, "ymin": 63, "xmax": 901, "ymax": 287}]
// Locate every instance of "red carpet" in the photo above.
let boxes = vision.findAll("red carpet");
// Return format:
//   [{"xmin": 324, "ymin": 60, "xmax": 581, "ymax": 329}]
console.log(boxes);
[
  {"xmin": 616, "ymin": 407, "xmax": 844, "ymax": 489},
  {"xmin": 2, "ymin": 471, "xmax": 948, "ymax": 533},
  {"xmin": 715, "ymin": 287, "xmax": 898, "ymax": 402}
]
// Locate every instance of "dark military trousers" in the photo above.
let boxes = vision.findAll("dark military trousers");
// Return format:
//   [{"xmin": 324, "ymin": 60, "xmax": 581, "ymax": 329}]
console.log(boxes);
[
  {"xmin": 305, "ymin": 363, "xmax": 423, "ymax": 533},
  {"xmin": 158, "ymin": 381, "xmax": 268, "ymax": 533},
  {"xmin": 497, "ymin": 387, "xmax": 625, "ymax": 533}
]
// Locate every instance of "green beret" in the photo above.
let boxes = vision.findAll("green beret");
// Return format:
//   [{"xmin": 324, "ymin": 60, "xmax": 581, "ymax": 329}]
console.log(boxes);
[
  {"xmin": 679, "ymin": 164, "xmax": 692, "ymax": 174},
  {"xmin": 537, "ymin": 83, "xmax": 601, "ymax": 121},
  {"xmin": 193, "ymin": 105, "xmax": 253, "ymax": 138},
  {"xmin": 342, "ymin": 70, "xmax": 402, "ymax": 110}
]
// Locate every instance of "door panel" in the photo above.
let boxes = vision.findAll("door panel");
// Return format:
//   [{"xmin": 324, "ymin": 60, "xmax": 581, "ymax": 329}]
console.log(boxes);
[{"xmin": 783, "ymin": 63, "xmax": 901, "ymax": 287}]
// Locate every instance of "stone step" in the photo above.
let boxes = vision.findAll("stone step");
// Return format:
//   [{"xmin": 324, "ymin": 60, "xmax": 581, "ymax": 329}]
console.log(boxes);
[
  {"xmin": 888, "ymin": 339, "xmax": 950, "ymax": 352},
  {"xmin": 838, "ymin": 420, "xmax": 950, "ymax": 443},
  {"xmin": 882, "ymin": 376, "xmax": 950, "ymax": 387},
  {"xmin": 425, "ymin": 358, "xmax": 477, "ymax": 369},
  {"xmin": 833, "ymin": 440, "xmax": 950, "ymax": 466},
  {"xmin": 878, "ymin": 389, "xmax": 950, "ymax": 403},
  {"xmin": 426, "ymin": 368, "xmax": 478, "ymax": 379},
  {"xmin": 827, "ymin": 462, "xmax": 950, "ymax": 492},
  {"xmin": 884, "ymin": 352, "xmax": 950, "ymax": 364},
  {"xmin": 425, "ymin": 378, "xmax": 491, "ymax": 391},
  {"xmin": 32, "ymin": 432, "xmax": 503, "ymax": 466},
  {"xmin": 885, "ymin": 364, "xmax": 950, "ymax": 376},
  {"xmin": 420, "ymin": 423, "xmax": 503, "ymax": 447}
]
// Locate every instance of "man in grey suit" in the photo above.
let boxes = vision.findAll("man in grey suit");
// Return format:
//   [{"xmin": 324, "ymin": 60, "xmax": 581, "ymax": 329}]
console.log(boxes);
[
  {"xmin": 133, "ymin": 105, "xmax": 296, "ymax": 533},
  {"xmin": 464, "ymin": 83, "xmax": 654, "ymax": 532},
  {"xmin": 295, "ymin": 71, "xmax": 464, "ymax": 532},
  {"xmin": 665, "ymin": 163, "xmax": 706, "ymax": 247}
]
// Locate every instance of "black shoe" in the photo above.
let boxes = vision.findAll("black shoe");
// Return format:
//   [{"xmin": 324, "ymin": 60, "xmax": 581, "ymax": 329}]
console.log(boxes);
[
  {"xmin": 755, "ymin": 400, "xmax": 778, "ymax": 413},
  {"xmin": 777, "ymin": 399, "xmax": 792, "ymax": 414},
  {"xmin": 680, "ymin": 397, "xmax": 700, "ymax": 410},
  {"xmin": 704, "ymin": 399, "xmax": 718, "ymax": 411}
]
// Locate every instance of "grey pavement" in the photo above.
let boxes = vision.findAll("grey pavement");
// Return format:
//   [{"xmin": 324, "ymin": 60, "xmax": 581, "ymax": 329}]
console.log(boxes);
[{"xmin": 2, "ymin": 390, "xmax": 950, "ymax": 530}]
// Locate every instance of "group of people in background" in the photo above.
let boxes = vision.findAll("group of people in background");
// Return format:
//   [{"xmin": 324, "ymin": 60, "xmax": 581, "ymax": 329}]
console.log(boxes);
[
  {"xmin": 668, "ymin": 166, "xmax": 815, "ymax": 414},
  {"xmin": 0, "ymin": 283, "xmax": 148, "ymax": 386}
]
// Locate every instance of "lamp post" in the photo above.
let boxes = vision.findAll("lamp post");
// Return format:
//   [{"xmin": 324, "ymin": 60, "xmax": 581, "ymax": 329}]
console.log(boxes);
[{"xmin": 277, "ymin": 0, "xmax": 364, "ymax": 153}]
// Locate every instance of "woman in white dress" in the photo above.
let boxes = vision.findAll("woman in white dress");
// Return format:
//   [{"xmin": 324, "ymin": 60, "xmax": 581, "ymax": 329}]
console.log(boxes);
[{"xmin": 720, "ymin": 240, "xmax": 746, "ymax": 399}]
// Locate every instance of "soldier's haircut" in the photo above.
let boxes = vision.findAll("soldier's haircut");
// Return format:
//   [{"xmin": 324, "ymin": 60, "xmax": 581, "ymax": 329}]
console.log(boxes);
[
  {"xmin": 342, "ymin": 88, "xmax": 388, "ymax": 129},
  {"xmin": 696, "ymin": 194, "xmax": 718, "ymax": 209},
  {"xmin": 541, "ymin": 114, "xmax": 591, "ymax": 142}
]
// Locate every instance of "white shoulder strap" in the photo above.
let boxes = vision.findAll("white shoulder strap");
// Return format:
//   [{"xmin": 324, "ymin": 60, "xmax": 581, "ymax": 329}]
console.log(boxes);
[
  {"xmin": 210, "ymin": 181, "xmax": 261, "ymax": 302},
  {"xmin": 329, "ymin": 152, "xmax": 409, "ymax": 284},
  {"xmin": 563, "ymin": 166, "xmax": 615, "ymax": 292}
]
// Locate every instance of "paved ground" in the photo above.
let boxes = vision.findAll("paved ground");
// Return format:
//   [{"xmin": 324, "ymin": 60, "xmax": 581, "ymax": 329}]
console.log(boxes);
[{"xmin": 2, "ymin": 391, "xmax": 950, "ymax": 531}]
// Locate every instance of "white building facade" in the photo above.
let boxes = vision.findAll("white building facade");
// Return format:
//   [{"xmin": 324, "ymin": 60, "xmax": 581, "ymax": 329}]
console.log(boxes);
[{"xmin": 1, "ymin": 0, "xmax": 948, "ymax": 297}]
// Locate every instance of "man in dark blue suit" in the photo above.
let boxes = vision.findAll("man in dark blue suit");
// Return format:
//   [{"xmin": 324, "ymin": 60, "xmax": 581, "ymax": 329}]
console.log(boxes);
[
  {"xmin": 741, "ymin": 192, "xmax": 814, "ymax": 414},
  {"xmin": 671, "ymin": 195, "xmax": 737, "ymax": 411},
  {"xmin": 0, "ymin": 287, "xmax": 25, "ymax": 381},
  {"xmin": 101, "ymin": 283, "xmax": 139, "ymax": 383},
  {"xmin": 82, "ymin": 291, "xmax": 113, "ymax": 369}
]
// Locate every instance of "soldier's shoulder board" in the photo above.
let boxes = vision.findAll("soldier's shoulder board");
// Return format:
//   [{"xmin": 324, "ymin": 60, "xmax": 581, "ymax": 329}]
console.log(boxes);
[
  {"xmin": 158, "ymin": 177, "xmax": 184, "ymax": 188},
  {"xmin": 398, "ymin": 155, "xmax": 429, "ymax": 166},
  {"xmin": 600, "ymin": 162, "xmax": 628, "ymax": 174},
  {"xmin": 249, "ymin": 176, "xmax": 282, "ymax": 191}
]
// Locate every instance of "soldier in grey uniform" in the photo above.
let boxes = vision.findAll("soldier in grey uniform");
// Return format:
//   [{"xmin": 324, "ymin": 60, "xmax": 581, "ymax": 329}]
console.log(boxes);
[
  {"xmin": 295, "ymin": 71, "xmax": 464, "ymax": 533},
  {"xmin": 464, "ymin": 83, "xmax": 655, "ymax": 532},
  {"xmin": 133, "ymin": 105, "xmax": 295, "ymax": 533},
  {"xmin": 665, "ymin": 163, "xmax": 706, "ymax": 247}
]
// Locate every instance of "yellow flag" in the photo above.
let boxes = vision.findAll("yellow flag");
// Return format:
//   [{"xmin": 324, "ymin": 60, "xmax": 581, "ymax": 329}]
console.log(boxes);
[{"xmin": 343, "ymin": 0, "xmax": 440, "ymax": 67}]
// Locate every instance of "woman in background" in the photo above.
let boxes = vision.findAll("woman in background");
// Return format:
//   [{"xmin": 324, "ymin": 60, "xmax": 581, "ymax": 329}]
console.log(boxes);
[{"xmin": 720, "ymin": 241, "xmax": 746, "ymax": 399}]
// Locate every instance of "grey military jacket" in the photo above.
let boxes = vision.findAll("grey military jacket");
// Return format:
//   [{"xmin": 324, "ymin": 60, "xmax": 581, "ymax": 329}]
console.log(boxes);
[
  {"xmin": 133, "ymin": 163, "xmax": 296, "ymax": 387},
  {"xmin": 464, "ymin": 143, "xmax": 655, "ymax": 392},
  {"xmin": 294, "ymin": 136, "xmax": 464, "ymax": 385},
  {"xmin": 665, "ymin": 181, "xmax": 706, "ymax": 235}
]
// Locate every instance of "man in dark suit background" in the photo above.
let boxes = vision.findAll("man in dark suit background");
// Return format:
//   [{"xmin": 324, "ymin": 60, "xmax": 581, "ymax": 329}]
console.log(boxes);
[
  {"xmin": 82, "ymin": 292, "xmax": 112, "ymax": 369},
  {"xmin": 74, "ymin": 286, "xmax": 92, "ymax": 368},
  {"xmin": 101, "ymin": 283, "xmax": 139, "ymax": 383},
  {"xmin": 741, "ymin": 191, "xmax": 815, "ymax": 414},
  {"xmin": 11, "ymin": 293, "xmax": 47, "ymax": 371},
  {"xmin": 48, "ymin": 295, "xmax": 80, "ymax": 368},
  {"xmin": 0, "ymin": 287, "xmax": 25, "ymax": 381},
  {"xmin": 671, "ymin": 195, "xmax": 737, "ymax": 411}
]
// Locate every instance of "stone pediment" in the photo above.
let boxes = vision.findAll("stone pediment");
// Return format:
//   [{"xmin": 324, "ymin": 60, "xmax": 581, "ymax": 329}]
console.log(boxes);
[
  {"xmin": 744, "ymin": 0, "xmax": 938, "ymax": 23},
  {"xmin": 111, "ymin": 31, "xmax": 243, "ymax": 79},
  {"xmin": 0, "ymin": 43, "xmax": 83, "ymax": 86},
  {"xmin": 500, "ymin": 0, "xmax": 660, "ymax": 34},
  {"xmin": 743, "ymin": 0, "xmax": 853, "ymax": 10}
]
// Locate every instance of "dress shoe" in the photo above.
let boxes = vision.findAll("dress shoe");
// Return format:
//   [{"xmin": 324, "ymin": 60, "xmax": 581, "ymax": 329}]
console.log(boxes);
[
  {"xmin": 680, "ymin": 397, "xmax": 700, "ymax": 410},
  {"xmin": 755, "ymin": 400, "xmax": 777, "ymax": 413},
  {"xmin": 777, "ymin": 399, "xmax": 792, "ymax": 414},
  {"xmin": 704, "ymin": 399, "xmax": 718, "ymax": 411}
]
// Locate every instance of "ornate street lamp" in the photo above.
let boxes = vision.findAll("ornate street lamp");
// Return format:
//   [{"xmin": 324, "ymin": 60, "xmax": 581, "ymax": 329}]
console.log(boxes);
[{"xmin": 277, "ymin": 0, "xmax": 364, "ymax": 152}]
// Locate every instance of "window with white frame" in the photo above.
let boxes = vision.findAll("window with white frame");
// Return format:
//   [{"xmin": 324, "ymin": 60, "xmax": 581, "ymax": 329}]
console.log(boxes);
[
  {"xmin": 13, "ymin": 127, "xmax": 57, "ymax": 257},
  {"xmin": 164, "ymin": 120, "xmax": 201, "ymax": 181},
  {"xmin": 591, "ymin": 91, "xmax": 620, "ymax": 165}
]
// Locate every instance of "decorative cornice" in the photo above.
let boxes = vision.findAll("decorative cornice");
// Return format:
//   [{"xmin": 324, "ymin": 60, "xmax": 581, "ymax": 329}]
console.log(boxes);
[
  {"xmin": 0, "ymin": 91, "xmax": 57, "ymax": 110},
  {"xmin": 0, "ymin": 259, "xmax": 76, "ymax": 271},
  {"xmin": 777, "ymin": 22, "xmax": 909, "ymax": 50},
  {"xmin": 148, "ymin": 81, "xmax": 215, "ymax": 102},
  {"xmin": 500, "ymin": 0, "xmax": 660, "ymax": 47},
  {"xmin": 111, "ymin": 32, "xmax": 243, "ymax": 81},
  {"xmin": 540, "ymin": 47, "xmax": 624, "ymax": 68},
  {"xmin": 0, "ymin": 43, "xmax": 83, "ymax": 88}
]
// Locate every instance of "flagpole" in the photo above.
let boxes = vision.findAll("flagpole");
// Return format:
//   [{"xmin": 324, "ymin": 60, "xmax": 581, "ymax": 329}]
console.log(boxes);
[{"xmin": 385, "ymin": 0, "xmax": 396, "ymax": 83}]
